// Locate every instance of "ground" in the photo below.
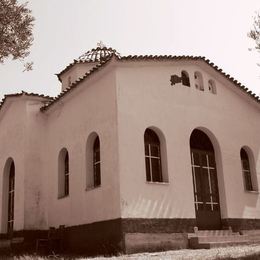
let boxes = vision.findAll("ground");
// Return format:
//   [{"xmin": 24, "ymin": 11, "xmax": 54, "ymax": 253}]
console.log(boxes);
[{"xmin": 4, "ymin": 244, "xmax": 260, "ymax": 260}]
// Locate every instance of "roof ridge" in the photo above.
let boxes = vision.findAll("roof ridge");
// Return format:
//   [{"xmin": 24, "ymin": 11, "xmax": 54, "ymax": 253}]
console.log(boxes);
[
  {"xmin": 0, "ymin": 91, "xmax": 53, "ymax": 114},
  {"xmin": 51, "ymin": 53, "xmax": 260, "ymax": 113}
]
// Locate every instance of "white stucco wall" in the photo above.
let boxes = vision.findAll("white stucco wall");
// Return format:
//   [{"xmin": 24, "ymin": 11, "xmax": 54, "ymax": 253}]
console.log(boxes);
[
  {"xmin": 0, "ymin": 97, "xmax": 46, "ymax": 233},
  {"xmin": 1, "ymin": 58, "xmax": 260, "ymax": 235},
  {"xmin": 44, "ymin": 64, "xmax": 121, "ymax": 228},
  {"xmin": 23, "ymin": 99, "xmax": 48, "ymax": 230},
  {"xmin": 60, "ymin": 62, "xmax": 99, "ymax": 91},
  {"xmin": 115, "ymin": 60, "xmax": 260, "ymax": 220}
]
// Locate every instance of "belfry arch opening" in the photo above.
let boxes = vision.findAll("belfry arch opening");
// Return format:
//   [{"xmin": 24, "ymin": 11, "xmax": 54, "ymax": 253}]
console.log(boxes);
[{"xmin": 190, "ymin": 129, "xmax": 221, "ymax": 230}]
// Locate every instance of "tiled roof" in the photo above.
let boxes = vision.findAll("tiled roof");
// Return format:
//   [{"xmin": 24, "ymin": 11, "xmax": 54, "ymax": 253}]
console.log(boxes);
[
  {"xmin": 43, "ymin": 52, "xmax": 260, "ymax": 112},
  {"xmin": 0, "ymin": 91, "xmax": 53, "ymax": 113},
  {"xmin": 41, "ymin": 57, "xmax": 112, "ymax": 111},
  {"xmin": 57, "ymin": 45, "xmax": 120, "ymax": 81}
]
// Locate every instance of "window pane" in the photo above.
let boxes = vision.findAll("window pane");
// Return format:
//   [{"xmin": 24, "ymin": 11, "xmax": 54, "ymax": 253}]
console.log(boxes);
[
  {"xmin": 201, "ymin": 154, "xmax": 207, "ymax": 167},
  {"xmin": 65, "ymin": 153, "xmax": 69, "ymax": 173},
  {"xmin": 242, "ymin": 159, "xmax": 249, "ymax": 170},
  {"xmin": 197, "ymin": 203, "xmax": 203, "ymax": 210},
  {"xmin": 194, "ymin": 167, "xmax": 202, "ymax": 197},
  {"xmin": 151, "ymin": 158, "xmax": 162, "ymax": 182},
  {"xmin": 150, "ymin": 145, "xmax": 159, "ymax": 157},
  {"xmin": 65, "ymin": 175, "xmax": 69, "ymax": 195},
  {"xmin": 205, "ymin": 203, "xmax": 212, "ymax": 211},
  {"xmin": 202, "ymin": 168, "xmax": 210, "ymax": 201},
  {"xmin": 210, "ymin": 169, "xmax": 218, "ymax": 196},
  {"xmin": 244, "ymin": 172, "xmax": 253, "ymax": 191},
  {"xmin": 145, "ymin": 144, "xmax": 149, "ymax": 156},
  {"xmin": 208, "ymin": 154, "xmax": 215, "ymax": 167},
  {"xmin": 193, "ymin": 152, "xmax": 200, "ymax": 165},
  {"xmin": 94, "ymin": 150, "xmax": 100, "ymax": 162},
  {"xmin": 145, "ymin": 158, "xmax": 151, "ymax": 181},
  {"xmin": 94, "ymin": 163, "xmax": 101, "ymax": 186},
  {"xmin": 213, "ymin": 203, "xmax": 219, "ymax": 211}
]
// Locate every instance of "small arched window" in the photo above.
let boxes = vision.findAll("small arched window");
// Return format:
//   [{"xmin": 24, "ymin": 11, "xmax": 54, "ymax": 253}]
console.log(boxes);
[
  {"xmin": 144, "ymin": 129, "xmax": 163, "ymax": 182},
  {"xmin": 240, "ymin": 148, "xmax": 253, "ymax": 191},
  {"xmin": 58, "ymin": 148, "xmax": 69, "ymax": 198},
  {"xmin": 93, "ymin": 136, "xmax": 101, "ymax": 187},
  {"xmin": 208, "ymin": 79, "xmax": 217, "ymax": 94},
  {"xmin": 194, "ymin": 71, "xmax": 204, "ymax": 91},
  {"xmin": 181, "ymin": 71, "xmax": 190, "ymax": 87}
]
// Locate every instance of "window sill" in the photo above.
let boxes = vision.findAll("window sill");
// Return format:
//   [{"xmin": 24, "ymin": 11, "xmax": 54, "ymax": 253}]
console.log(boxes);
[
  {"xmin": 146, "ymin": 181, "xmax": 169, "ymax": 185},
  {"xmin": 244, "ymin": 190, "xmax": 259, "ymax": 194},
  {"xmin": 85, "ymin": 185, "xmax": 101, "ymax": 192},
  {"xmin": 58, "ymin": 194, "xmax": 69, "ymax": 200}
]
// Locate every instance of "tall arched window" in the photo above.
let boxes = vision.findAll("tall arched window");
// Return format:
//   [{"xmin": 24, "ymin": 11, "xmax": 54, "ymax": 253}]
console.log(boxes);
[
  {"xmin": 240, "ymin": 148, "xmax": 253, "ymax": 191},
  {"xmin": 181, "ymin": 71, "xmax": 190, "ymax": 87},
  {"xmin": 58, "ymin": 148, "xmax": 69, "ymax": 198},
  {"xmin": 194, "ymin": 71, "xmax": 204, "ymax": 91},
  {"xmin": 144, "ymin": 129, "xmax": 162, "ymax": 182},
  {"xmin": 93, "ymin": 136, "xmax": 101, "ymax": 187},
  {"xmin": 2, "ymin": 158, "xmax": 15, "ymax": 235},
  {"xmin": 64, "ymin": 152, "xmax": 69, "ymax": 196},
  {"xmin": 8, "ymin": 161, "xmax": 15, "ymax": 235}
]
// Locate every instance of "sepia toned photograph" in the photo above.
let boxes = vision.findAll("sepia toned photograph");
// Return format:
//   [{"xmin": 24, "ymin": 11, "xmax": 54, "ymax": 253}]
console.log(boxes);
[{"xmin": 0, "ymin": 0, "xmax": 260, "ymax": 259}]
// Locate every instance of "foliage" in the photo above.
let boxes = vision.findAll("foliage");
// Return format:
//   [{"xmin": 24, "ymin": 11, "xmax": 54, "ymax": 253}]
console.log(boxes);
[
  {"xmin": 248, "ymin": 12, "xmax": 260, "ymax": 51},
  {"xmin": 0, "ymin": 0, "xmax": 34, "ymax": 63}
]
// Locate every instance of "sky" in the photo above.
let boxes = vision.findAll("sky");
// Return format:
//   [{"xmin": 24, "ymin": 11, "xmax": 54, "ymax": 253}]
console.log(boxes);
[{"xmin": 1, "ymin": 0, "xmax": 260, "ymax": 99}]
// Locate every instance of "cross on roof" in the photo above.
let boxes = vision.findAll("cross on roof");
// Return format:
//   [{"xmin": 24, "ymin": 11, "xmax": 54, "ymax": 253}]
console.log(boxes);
[{"xmin": 97, "ymin": 41, "xmax": 106, "ymax": 48}]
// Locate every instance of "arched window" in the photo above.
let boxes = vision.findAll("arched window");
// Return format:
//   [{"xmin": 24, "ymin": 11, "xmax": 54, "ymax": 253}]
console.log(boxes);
[
  {"xmin": 144, "ymin": 129, "xmax": 163, "ymax": 182},
  {"xmin": 93, "ymin": 136, "xmax": 101, "ymax": 187},
  {"xmin": 2, "ymin": 158, "xmax": 15, "ymax": 235},
  {"xmin": 8, "ymin": 161, "xmax": 15, "ymax": 235},
  {"xmin": 194, "ymin": 71, "xmax": 204, "ymax": 91},
  {"xmin": 86, "ymin": 133, "xmax": 101, "ymax": 189},
  {"xmin": 64, "ymin": 152, "xmax": 69, "ymax": 196},
  {"xmin": 240, "ymin": 148, "xmax": 253, "ymax": 191},
  {"xmin": 208, "ymin": 79, "xmax": 217, "ymax": 94},
  {"xmin": 181, "ymin": 71, "xmax": 190, "ymax": 87},
  {"xmin": 58, "ymin": 148, "xmax": 69, "ymax": 198}
]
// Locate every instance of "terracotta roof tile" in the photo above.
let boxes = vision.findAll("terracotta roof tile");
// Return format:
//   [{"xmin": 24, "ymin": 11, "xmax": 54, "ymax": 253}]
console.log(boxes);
[
  {"xmin": 0, "ymin": 91, "xmax": 53, "ymax": 113},
  {"xmin": 56, "ymin": 46, "xmax": 120, "ymax": 81},
  {"xmin": 43, "ymin": 53, "xmax": 260, "ymax": 113}
]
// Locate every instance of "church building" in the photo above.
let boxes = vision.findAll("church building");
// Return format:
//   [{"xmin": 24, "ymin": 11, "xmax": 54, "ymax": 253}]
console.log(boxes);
[{"xmin": 0, "ymin": 44, "xmax": 260, "ymax": 254}]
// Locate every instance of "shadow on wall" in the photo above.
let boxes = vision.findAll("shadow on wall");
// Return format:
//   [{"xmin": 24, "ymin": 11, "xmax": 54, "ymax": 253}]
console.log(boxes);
[{"xmin": 122, "ymin": 125, "xmax": 260, "ymax": 230}]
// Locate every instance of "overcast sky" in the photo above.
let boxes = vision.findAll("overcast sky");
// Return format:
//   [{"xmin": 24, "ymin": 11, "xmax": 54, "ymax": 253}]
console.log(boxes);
[{"xmin": 0, "ymin": 0, "xmax": 260, "ymax": 99}]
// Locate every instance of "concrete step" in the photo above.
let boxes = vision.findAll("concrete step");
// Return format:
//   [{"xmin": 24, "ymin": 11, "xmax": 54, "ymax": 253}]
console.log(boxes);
[
  {"xmin": 197, "ymin": 234, "xmax": 248, "ymax": 243},
  {"xmin": 189, "ymin": 229, "xmax": 250, "ymax": 249},
  {"xmin": 240, "ymin": 230, "xmax": 260, "ymax": 243},
  {"xmin": 195, "ymin": 240, "xmax": 250, "ymax": 249},
  {"xmin": 195, "ymin": 230, "xmax": 234, "ymax": 236}
]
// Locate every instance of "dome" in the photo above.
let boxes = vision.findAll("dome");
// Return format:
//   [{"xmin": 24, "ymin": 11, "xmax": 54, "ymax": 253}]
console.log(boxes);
[{"xmin": 77, "ymin": 42, "xmax": 121, "ymax": 62}]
